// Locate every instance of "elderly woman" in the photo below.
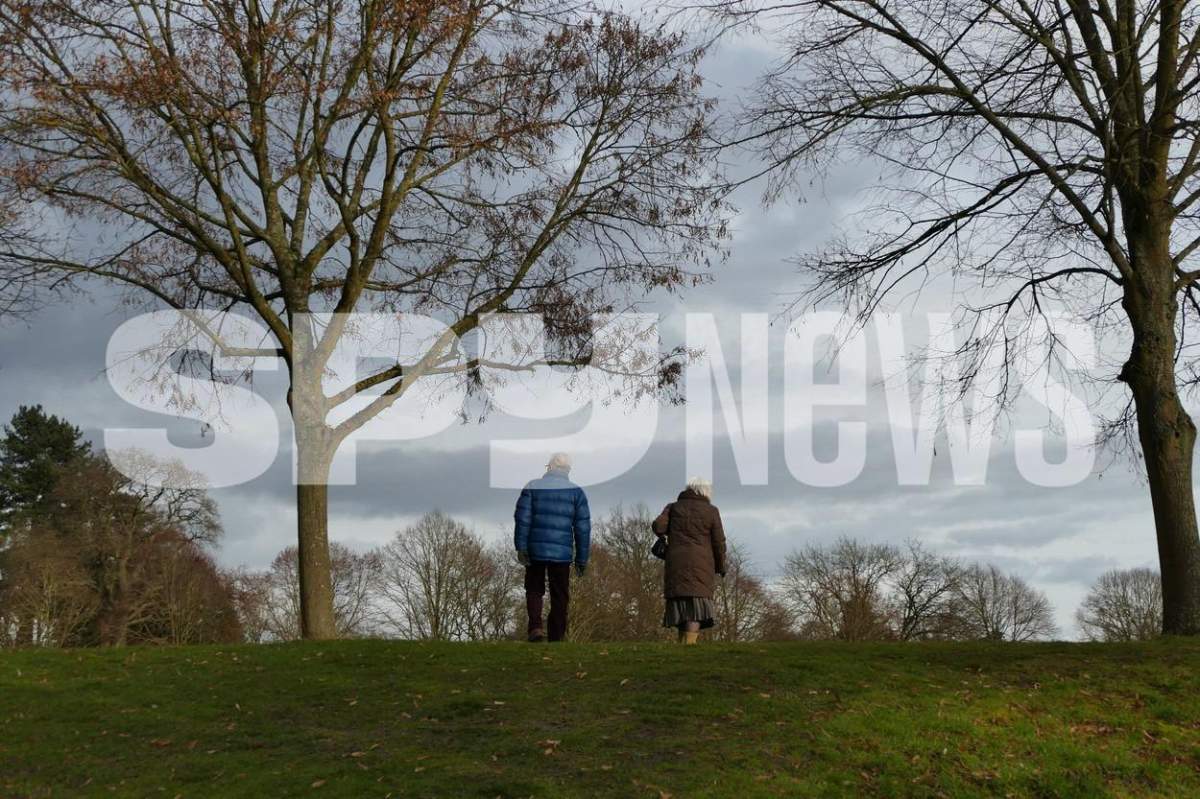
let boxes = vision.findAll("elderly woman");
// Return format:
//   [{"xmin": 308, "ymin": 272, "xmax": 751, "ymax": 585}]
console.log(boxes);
[{"xmin": 652, "ymin": 477, "xmax": 727, "ymax": 644}]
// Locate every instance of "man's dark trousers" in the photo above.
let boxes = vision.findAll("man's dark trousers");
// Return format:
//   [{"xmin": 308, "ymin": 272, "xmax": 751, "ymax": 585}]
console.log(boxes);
[{"xmin": 524, "ymin": 561, "xmax": 571, "ymax": 641}]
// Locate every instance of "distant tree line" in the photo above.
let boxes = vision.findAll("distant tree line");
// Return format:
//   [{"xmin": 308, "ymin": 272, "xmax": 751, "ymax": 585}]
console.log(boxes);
[
  {"xmin": 780, "ymin": 539, "xmax": 1060, "ymax": 642},
  {"xmin": 225, "ymin": 510, "xmax": 1151, "ymax": 645},
  {"xmin": 0, "ymin": 408, "xmax": 1162, "ymax": 647},
  {"xmin": 224, "ymin": 505, "xmax": 795, "ymax": 644}
]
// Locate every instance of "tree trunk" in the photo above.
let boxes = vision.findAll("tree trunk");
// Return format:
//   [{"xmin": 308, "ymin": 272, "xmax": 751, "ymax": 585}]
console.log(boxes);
[
  {"xmin": 96, "ymin": 559, "xmax": 131, "ymax": 646},
  {"xmin": 288, "ymin": 320, "xmax": 339, "ymax": 641},
  {"xmin": 1122, "ymin": 245, "xmax": 1200, "ymax": 636},
  {"xmin": 295, "ymin": 439, "xmax": 338, "ymax": 640},
  {"xmin": 97, "ymin": 602, "xmax": 130, "ymax": 646},
  {"xmin": 15, "ymin": 617, "xmax": 33, "ymax": 646}
]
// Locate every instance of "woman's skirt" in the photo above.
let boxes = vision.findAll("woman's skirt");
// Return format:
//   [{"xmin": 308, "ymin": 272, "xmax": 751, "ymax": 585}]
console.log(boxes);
[{"xmin": 662, "ymin": 596, "xmax": 716, "ymax": 629}]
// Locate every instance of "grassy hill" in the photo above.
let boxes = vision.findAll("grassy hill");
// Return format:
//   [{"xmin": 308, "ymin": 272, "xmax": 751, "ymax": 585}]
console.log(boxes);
[{"xmin": 2, "ymin": 639, "xmax": 1199, "ymax": 798}]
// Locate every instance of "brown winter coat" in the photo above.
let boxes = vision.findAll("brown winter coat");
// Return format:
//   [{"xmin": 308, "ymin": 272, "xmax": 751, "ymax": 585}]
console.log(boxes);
[{"xmin": 652, "ymin": 489, "xmax": 727, "ymax": 600}]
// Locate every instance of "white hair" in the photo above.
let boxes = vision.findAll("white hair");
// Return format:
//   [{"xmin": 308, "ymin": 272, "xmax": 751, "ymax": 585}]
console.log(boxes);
[
  {"xmin": 686, "ymin": 476, "xmax": 713, "ymax": 499},
  {"xmin": 546, "ymin": 452, "xmax": 573, "ymax": 472}
]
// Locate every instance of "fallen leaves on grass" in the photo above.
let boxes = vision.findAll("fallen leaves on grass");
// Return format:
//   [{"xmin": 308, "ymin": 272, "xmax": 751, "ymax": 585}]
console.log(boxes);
[
  {"xmin": 1069, "ymin": 723, "xmax": 1118, "ymax": 737},
  {"xmin": 538, "ymin": 739, "xmax": 561, "ymax": 755}
]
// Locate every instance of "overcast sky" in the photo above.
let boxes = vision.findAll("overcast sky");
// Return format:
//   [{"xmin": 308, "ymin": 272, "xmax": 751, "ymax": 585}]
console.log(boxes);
[{"xmin": 0, "ymin": 25, "xmax": 1170, "ymax": 638}]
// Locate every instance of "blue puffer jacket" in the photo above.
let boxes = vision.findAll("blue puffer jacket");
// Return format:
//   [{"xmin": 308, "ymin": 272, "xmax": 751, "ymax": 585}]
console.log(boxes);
[{"xmin": 514, "ymin": 468, "xmax": 591, "ymax": 564}]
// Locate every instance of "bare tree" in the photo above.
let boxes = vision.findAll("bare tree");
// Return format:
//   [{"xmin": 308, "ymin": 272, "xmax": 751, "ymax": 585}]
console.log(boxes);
[
  {"xmin": 135, "ymin": 530, "xmax": 242, "ymax": 645},
  {"xmin": 594, "ymin": 505, "xmax": 664, "ymax": 639},
  {"xmin": 781, "ymin": 537, "xmax": 902, "ymax": 640},
  {"xmin": 1077, "ymin": 567, "xmax": 1163, "ymax": 642},
  {"xmin": 0, "ymin": 0, "xmax": 727, "ymax": 639},
  {"xmin": 258, "ymin": 543, "xmax": 381, "ymax": 641},
  {"xmin": 109, "ymin": 450, "xmax": 223, "ymax": 547},
  {"xmin": 0, "ymin": 534, "xmax": 98, "ymax": 647},
  {"xmin": 715, "ymin": 0, "xmax": 1200, "ymax": 634},
  {"xmin": 457, "ymin": 541, "xmax": 521, "ymax": 642},
  {"xmin": 226, "ymin": 567, "xmax": 273, "ymax": 644},
  {"xmin": 712, "ymin": 543, "xmax": 791, "ymax": 642},
  {"xmin": 564, "ymin": 541, "xmax": 623, "ymax": 642},
  {"xmin": 559, "ymin": 505, "xmax": 674, "ymax": 642},
  {"xmin": 44, "ymin": 456, "xmax": 199, "ymax": 646},
  {"xmin": 377, "ymin": 511, "xmax": 469, "ymax": 640},
  {"xmin": 953, "ymin": 564, "xmax": 1059, "ymax": 642},
  {"xmin": 377, "ymin": 511, "xmax": 514, "ymax": 640},
  {"xmin": 890, "ymin": 540, "xmax": 963, "ymax": 641}
]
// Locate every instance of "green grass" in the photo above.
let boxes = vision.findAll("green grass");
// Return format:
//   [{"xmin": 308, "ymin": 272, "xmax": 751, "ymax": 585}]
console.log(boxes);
[{"xmin": 2, "ymin": 640, "xmax": 1199, "ymax": 797}]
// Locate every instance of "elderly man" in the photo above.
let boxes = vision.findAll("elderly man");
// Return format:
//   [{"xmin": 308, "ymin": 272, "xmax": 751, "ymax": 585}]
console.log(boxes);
[{"xmin": 514, "ymin": 452, "xmax": 591, "ymax": 642}]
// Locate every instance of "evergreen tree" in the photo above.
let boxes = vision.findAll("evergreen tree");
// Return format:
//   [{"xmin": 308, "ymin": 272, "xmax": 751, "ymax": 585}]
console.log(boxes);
[{"xmin": 0, "ymin": 405, "xmax": 90, "ymax": 538}]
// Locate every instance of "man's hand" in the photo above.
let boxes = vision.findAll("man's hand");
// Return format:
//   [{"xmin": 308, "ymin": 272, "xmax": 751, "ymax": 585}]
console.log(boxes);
[
  {"xmin": 517, "ymin": 550, "xmax": 531, "ymax": 566},
  {"xmin": 574, "ymin": 562, "xmax": 588, "ymax": 577}
]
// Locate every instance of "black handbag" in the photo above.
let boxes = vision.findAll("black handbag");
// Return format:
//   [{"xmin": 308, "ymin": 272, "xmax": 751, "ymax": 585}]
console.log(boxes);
[{"xmin": 651, "ymin": 536, "xmax": 668, "ymax": 560}]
